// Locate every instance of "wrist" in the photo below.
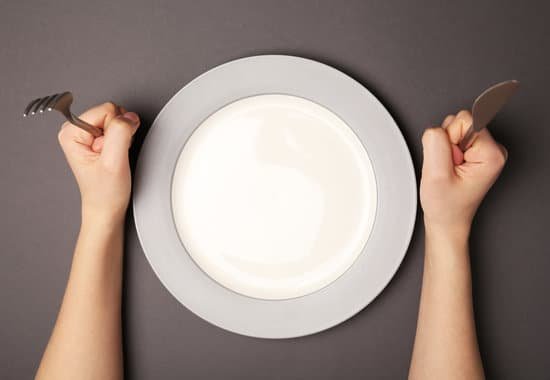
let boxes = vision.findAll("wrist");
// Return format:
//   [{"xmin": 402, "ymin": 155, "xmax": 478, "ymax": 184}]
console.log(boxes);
[
  {"xmin": 424, "ymin": 219, "xmax": 471, "ymax": 245},
  {"xmin": 77, "ymin": 208, "xmax": 125, "ymax": 261},
  {"xmin": 81, "ymin": 204, "xmax": 127, "ymax": 230},
  {"xmin": 423, "ymin": 220, "xmax": 471, "ymax": 270}
]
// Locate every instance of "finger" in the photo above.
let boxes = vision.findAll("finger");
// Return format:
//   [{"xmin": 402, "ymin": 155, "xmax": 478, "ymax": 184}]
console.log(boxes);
[
  {"xmin": 498, "ymin": 143, "xmax": 508, "ymax": 161},
  {"xmin": 442, "ymin": 114, "xmax": 455, "ymax": 128},
  {"xmin": 79, "ymin": 101, "xmax": 122, "ymax": 129},
  {"xmin": 58, "ymin": 101, "xmax": 120, "ymax": 147},
  {"xmin": 463, "ymin": 129, "xmax": 507, "ymax": 168},
  {"xmin": 443, "ymin": 115, "xmax": 463, "ymax": 165},
  {"xmin": 421, "ymin": 127, "xmax": 455, "ymax": 179},
  {"xmin": 58, "ymin": 124, "xmax": 95, "ymax": 158},
  {"xmin": 464, "ymin": 128, "xmax": 496, "ymax": 161},
  {"xmin": 451, "ymin": 144, "xmax": 464, "ymax": 165},
  {"xmin": 91, "ymin": 136, "xmax": 104, "ymax": 153},
  {"xmin": 91, "ymin": 107, "xmax": 129, "ymax": 153},
  {"xmin": 58, "ymin": 119, "xmax": 97, "ymax": 150},
  {"xmin": 446, "ymin": 110, "xmax": 473, "ymax": 145},
  {"xmin": 101, "ymin": 112, "xmax": 140, "ymax": 167}
]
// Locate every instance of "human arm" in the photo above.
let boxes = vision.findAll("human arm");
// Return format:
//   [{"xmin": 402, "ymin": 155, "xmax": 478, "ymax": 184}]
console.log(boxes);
[
  {"xmin": 35, "ymin": 103, "xmax": 140, "ymax": 380},
  {"xmin": 409, "ymin": 111, "xmax": 507, "ymax": 379}
]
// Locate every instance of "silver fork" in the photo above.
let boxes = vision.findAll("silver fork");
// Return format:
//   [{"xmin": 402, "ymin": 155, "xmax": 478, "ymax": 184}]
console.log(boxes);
[{"xmin": 23, "ymin": 91, "xmax": 103, "ymax": 137}]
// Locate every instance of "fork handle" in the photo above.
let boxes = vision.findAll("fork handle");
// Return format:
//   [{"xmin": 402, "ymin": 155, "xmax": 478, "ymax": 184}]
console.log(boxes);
[{"xmin": 66, "ymin": 112, "xmax": 103, "ymax": 137}]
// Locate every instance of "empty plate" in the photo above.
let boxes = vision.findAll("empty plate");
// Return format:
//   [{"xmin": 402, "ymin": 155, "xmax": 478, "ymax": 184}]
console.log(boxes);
[{"xmin": 133, "ymin": 55, "xmax": 416, "ymax": 338}]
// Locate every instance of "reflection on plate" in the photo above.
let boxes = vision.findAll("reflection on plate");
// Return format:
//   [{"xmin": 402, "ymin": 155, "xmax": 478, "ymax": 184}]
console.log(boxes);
[{"xmin": 172, "ymin": 94, "xmax": 377, "ymax": 300}]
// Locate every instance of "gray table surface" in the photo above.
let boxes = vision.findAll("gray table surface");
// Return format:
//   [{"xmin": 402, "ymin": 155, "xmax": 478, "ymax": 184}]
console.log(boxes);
[{"xmin": 1, "ymin": 1, "xmax": 549, "ymax": 379}]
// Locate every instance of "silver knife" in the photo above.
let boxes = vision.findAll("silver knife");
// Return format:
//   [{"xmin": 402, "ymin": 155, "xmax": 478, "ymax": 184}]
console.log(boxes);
[{"xmin": 458, "ymin": 80, "xmax": 520, "ymax": 151}]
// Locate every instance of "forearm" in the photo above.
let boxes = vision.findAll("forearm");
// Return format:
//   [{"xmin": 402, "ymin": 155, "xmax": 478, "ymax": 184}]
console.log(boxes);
[
  {"xmin": 409, "ymin": 223, "xmax": 484, "ymax": 380},
  {"xmin": 36, "ymin": 212, "xmax": 125, "ymax": 380}
]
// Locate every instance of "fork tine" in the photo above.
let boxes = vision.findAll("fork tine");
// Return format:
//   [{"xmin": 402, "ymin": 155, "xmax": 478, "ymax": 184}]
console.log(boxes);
[
  {"xmin": 45, "ymin": 93, "xmax": 63, "ymax": 111},
  {"xmin": 39, "ymin": 94, "xmax": 58, "ymax": 113},
  {"xmin": 23, "ymin": 98, "xmax": 42, "ymax": 117},
  {"xmin": 32, "ymin": 97, "xmax": 50, "ymax": 114}
]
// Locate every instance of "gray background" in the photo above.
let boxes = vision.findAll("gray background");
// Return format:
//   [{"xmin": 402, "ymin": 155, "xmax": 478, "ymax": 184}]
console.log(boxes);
[{"xmin": 1, "ymin": 0, "xmax": 548, "ymax": 379}]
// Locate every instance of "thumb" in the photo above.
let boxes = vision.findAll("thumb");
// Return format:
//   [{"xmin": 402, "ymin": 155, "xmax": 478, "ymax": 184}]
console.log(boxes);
[
  {"xmin": 421, "ymin": 127, "xmax": 454, "ymax": 179},
  {"xmin": 101, "ymin": 112, "xmax": 140, "ymax": 167}
]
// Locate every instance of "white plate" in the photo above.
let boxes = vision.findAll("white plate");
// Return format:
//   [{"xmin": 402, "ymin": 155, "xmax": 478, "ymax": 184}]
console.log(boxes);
[
  {"xmin": 171, "ymin": 94, "xmax": 378, "ymax": 300},
  {"xmin": 133, "ymin": 55, "xmax": 416, "ymax": 338}
]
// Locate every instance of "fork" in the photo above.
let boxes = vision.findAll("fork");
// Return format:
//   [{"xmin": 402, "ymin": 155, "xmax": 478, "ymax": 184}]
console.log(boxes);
[{"xmin": 23, "ymin": 91, "xmax": 103, "ymax": 137}]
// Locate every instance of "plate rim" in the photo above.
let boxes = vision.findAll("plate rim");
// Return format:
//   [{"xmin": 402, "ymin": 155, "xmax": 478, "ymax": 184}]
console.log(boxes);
[{"xmin": 133, "ymin": 54, "xmax": 417, "ymax": 338}]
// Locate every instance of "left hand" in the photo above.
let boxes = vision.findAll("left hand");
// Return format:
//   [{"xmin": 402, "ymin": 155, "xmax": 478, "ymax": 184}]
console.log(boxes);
[{"xmin": 57, "ymin": 102, "xmax": 140, "ymax": 223}]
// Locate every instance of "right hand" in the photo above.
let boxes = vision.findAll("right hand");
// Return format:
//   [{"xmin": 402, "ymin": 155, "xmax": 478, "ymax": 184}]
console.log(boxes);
[{"xmin": 420, "ymin": 110, "xmax": 507, "ymax": 236}]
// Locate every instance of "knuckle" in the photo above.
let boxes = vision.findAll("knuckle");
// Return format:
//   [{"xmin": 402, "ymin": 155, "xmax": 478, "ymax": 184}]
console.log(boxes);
[
  {"xmin": 487, "ymin": 145, "xmax": 507, "ymax": 167},
  {"xmin": 496, "ymin": 150, "xmax": 507, "ymax": 166},
  {"xmin": 106, "ymin": 117, "xmax": 133, "ymax": 138},
  {"xmin": 500, "ymin": 145, "xmax": 508, "ymax": 162},
  {"xmin": 456, "ymin": 109, "xmax": 472, "ymax": 118},
  {"xmin": 422, "ymin": 127, "xmax": 443, "ymax": 144},
  {"xmin": 421, "ymin": 130, "xmax": 432, "ymax": 145},
  {"xmin": 109, "ymin": 116, "xmax": 129, "ymax": 129},
  {"xmin": 102, "ymin": 101, "xmax": 118, "ymax": 113},
  {"xmin": 443, "ymin": 114, "xmax": 454, "ymax": 122},
  {"xmin": 442, "ymin": 114, "xmax": 455, "ymax": 128},
  {"xmin": 457, "ymin": 109, "xmax": 473, "ymax": 123}
]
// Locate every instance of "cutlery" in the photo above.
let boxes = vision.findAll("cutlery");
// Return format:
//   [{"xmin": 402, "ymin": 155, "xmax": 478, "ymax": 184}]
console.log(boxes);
[
  {"xmin": 458, "ymin": 80, "xmax": 519, "ymax": 151},
  {"xmin": 23, "ymin": 91, "xmax": 103, "ymax": 137}
]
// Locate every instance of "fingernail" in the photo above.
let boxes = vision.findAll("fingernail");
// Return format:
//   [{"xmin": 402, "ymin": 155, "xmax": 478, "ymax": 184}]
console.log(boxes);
[{"xmin": 122, "ymin": 111, "xmax": 140, "ymax": 126}]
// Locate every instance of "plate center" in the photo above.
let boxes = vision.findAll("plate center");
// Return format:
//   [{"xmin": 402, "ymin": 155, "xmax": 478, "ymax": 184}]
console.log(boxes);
[{"xmin": 171, "ymin": 94, "xmax": 377, "ymax": 300}]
